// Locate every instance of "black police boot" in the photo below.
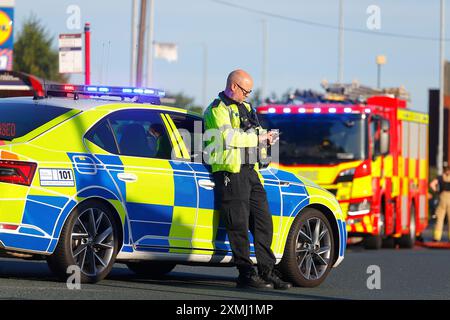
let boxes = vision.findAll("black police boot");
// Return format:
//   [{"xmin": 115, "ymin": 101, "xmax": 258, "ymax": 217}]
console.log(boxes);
[
  {"xmin": 261, "ymin": 271, "xmax": 292, "ymax": 290},
  {"xmin": 236, "ymin": 272, "xmax": 274, "ymax": 290}
]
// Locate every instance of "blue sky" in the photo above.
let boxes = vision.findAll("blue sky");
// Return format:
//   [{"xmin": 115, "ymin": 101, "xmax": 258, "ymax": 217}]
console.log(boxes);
[{"xmin": 13, "ymin": 0, "xmax": 450, "ymax": 112}]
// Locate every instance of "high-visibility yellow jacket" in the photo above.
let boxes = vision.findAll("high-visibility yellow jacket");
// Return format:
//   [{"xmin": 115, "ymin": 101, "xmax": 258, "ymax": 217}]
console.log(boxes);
[{"xmin": 203, "ymin": 93, "xmax": 261, "ymax": 174}]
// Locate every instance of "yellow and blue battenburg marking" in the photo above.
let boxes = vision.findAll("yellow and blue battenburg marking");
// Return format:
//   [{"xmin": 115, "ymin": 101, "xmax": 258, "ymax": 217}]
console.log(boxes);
[{"xmin": 0, "ymin": 154, "xmax": 346, "ymax": 261}]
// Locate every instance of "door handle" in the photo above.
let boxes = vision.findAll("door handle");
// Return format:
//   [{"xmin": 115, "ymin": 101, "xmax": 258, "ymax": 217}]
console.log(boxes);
[
  {"xmin": 198, "ymin": 179, "xmax": 215, "ymax": 190},
  {"xmin": 117, "ymin": 173, "xmax": 138, "ymax": 182}
]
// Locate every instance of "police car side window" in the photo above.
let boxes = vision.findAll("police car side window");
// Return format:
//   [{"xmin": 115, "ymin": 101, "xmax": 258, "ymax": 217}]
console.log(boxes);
[
  {"xmin": 85, "ymin": 119, "xmax": 119, "ymax": 154},
  {"xmin": 166, "ymin": 113, "xmax": 203, "ymax": 161},
  {"xmin": 107, "ymin": 109, "xmax": 172, "ymax": 159}
]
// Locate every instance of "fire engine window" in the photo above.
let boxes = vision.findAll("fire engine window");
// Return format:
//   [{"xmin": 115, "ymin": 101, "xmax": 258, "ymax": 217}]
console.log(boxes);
[
  {"xmin": 371, "ymin": 117, "xmax": 385, "ymax": 157},
  {"xmin": 258, "ymin": 113, "xmax": 367, "ymax": 165}
]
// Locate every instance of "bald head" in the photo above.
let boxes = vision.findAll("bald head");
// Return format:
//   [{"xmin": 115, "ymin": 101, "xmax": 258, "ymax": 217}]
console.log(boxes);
[{"xmin": 224, "ymin": 69, "xmax": 254, "ymax": 103}]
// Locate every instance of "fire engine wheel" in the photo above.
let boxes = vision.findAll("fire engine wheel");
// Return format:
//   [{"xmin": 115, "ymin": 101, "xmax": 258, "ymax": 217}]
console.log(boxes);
[
  {"xmin": 363, "ymin": 212, "xmax": 385, "ymax": 250},
  {"xmin": 279, "ymin": 208, "xmax": 335, "ymax": 287},
  {"xmin": 398, "ymin": 204, "xmax": 416, "ymax": 249},
  {"xmin": 381, "ymin": 203, "xmax": 396, "ymax": 249}
]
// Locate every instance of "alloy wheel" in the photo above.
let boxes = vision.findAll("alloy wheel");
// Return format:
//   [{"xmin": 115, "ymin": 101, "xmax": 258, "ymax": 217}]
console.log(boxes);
[
  {"xmin": 295, "ymin": 217, "xmax": 332, "ymax": 280},
  {"xmin": 70, "ymin": 208, "xmax": 115, "ymax": 276}
]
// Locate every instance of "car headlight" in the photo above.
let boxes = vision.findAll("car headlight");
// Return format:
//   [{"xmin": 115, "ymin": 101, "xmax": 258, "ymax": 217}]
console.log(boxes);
[{"xmin": 348, "ymin": 199, "xmax": 371, "ymax": 216}]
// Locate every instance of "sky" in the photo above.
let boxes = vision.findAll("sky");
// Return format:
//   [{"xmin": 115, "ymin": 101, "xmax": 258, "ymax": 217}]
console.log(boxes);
[{"xmin": 12, "ymin": 0, "xmax": 450, "ymax": 112}]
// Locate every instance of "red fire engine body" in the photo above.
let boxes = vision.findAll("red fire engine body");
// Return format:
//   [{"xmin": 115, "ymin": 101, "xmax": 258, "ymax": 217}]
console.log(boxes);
[{"xmin": 257, "ymin": 95, "xmax": 429, "ymax": 249}]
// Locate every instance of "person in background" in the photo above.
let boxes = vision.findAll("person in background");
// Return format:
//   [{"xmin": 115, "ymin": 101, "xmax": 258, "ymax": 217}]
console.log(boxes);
[
  {"xmin": 149, "ymin": 123, "xmax": 172, "ymax": 160},
  {"xmin": 429, "ymin": 165, "xmax": 450, "ymax": 242}
]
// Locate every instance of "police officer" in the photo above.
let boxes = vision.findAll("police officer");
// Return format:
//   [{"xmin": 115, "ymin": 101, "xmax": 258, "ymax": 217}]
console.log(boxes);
[
  {"xmin": 430, "ymin": 165, "xmax": 450, "ymax": 242},
  {"xmin": 203, "ymin": 69, "xmax": 291, "ymax": 290}
]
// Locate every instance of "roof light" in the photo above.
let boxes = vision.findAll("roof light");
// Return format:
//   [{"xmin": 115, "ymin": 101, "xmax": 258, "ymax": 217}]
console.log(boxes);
[
  {"xmin": 329, "ymin": 107, "xmax": 337, "ymax": 113},
  {"xmin": 313, "ymin": 108, "xmax": 321, "ymax": 113},
  {"xmin": 47, "ymin": 84, "xmax": 164, "ymax": 97},
  {"xmin": 268, "ymin": 107, "xmax": 276, "ymax": 113},
  {"xmin": 298, "ymin": 107, "xmax": 306, "ymax": 113},
  {"xmin": 44, "ymin": 84, "xmax": 165, "ymax": 104},
  {"xmin": 344, "ymin": 107, "xmax": 352, "ymax": 113},
  {"xmin": 283, "ymin": 107, "xmax": 291, "ymax": 113}
]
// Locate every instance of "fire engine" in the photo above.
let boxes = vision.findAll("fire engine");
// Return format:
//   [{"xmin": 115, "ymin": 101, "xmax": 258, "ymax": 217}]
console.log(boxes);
[{"xmin": 257, "ymin": 83, "xmax": 429, "ymax": 249}]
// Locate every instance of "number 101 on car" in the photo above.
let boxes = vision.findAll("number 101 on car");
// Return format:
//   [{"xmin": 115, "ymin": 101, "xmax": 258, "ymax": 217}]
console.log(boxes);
[{"xmin": 39, "ymin": 168, "xmax": 75, "ymax": 187}]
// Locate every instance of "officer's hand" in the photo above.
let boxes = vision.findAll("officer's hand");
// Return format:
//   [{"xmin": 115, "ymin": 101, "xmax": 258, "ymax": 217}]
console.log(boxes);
[
  {"xmin": 267, "ymin": 131, "xmax": 274, "ymax": 145},
  {"xmin": 259, "ymin": 132, "xmax": 274, "ymax": 145}
]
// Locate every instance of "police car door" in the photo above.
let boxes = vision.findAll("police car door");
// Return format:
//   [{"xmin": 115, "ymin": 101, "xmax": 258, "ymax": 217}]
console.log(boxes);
[
  {"xmin": 106, "ymin": 109, "xmax": 197, "ymax": 253},
  {"xmin": 165, "ymin": 113, "xmax": 231, "ymax": 256}
]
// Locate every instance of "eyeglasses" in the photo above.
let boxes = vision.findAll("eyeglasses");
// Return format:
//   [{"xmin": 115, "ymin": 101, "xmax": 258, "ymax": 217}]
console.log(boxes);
[{"xmin": 235, "ymin": 82, "xmax": 252, "ymax": 96}]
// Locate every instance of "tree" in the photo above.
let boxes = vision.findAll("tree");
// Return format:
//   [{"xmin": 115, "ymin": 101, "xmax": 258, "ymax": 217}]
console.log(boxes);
[{"xmin": 13, "ymin": 15, "xmax": 68, "ymax": 83}]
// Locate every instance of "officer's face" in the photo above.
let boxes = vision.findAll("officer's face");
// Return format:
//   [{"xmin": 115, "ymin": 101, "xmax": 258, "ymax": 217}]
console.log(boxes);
[{"xmin": 232, "ymin": 80, "xmax": 253, "ymax": 103}]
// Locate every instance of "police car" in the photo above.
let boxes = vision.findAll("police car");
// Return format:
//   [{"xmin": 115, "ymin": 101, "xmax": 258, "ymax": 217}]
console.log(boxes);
[{"xmin": 0, "ymin": 85, "xmax": 346, "ymax": 287}]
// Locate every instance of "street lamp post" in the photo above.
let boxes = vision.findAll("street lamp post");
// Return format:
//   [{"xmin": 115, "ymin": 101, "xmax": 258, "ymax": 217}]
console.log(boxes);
[
  {"xmin": 338, "ymin": 0, "xmax": 344, "ymax": 83},
  {"xmin": 376, "ymin": 55, "xmax": 386, "ymax": 89}
]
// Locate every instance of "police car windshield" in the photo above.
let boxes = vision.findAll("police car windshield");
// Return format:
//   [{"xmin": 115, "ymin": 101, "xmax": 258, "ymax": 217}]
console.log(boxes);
[
  {"xmin": 0, "ymin": 102, "xmax": 72, "ymax": 141},
  {"xmin": 259, "ymin": 113, "xmax": 368, "ymax": 165}
]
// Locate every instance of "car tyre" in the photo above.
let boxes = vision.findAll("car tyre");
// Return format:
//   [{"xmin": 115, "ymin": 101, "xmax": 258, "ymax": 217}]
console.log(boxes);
[
  {"xmin": 47, "ymin": 200, "xmax": 120, "ymax": 283},
  {"xmin": 279, "ymin": 208, "xmax": 335, "ymax": 287}
]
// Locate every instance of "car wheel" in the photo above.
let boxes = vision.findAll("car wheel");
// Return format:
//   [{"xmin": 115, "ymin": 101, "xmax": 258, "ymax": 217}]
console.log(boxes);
[
  {"xmin": 126, "ymin": 261, "xmax": 176, "ymax": 278},
  {"xmin": 47, "ymin": 200, "xmax": 119, "ymax": 283},
  {"xmin": 279, "ymin": 208, "xmax": 335, "ymax": 287},
  {"xmin": 397, "ymin": 204, "xmax": 416, "ymax": 249}
]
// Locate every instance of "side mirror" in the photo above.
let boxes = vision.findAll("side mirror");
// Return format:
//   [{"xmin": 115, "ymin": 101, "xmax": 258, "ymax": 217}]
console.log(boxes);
[
  {"xmin": 381, "ymin": 119, "xmax": 390, "ymax": 131},
  {"xmin": 380, "ymin": 120, "xmax": 390, "ymax": 155}
]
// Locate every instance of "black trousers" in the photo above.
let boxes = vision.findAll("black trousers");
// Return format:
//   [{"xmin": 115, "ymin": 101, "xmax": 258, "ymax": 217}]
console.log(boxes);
[{"xmin": 213, "ymin": 165, "xmax": 276, "ymax": 277}]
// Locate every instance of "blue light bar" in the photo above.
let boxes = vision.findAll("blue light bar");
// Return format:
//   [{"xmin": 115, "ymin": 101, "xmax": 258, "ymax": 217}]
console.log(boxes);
[
  {"xmin": 46, "ymin": 84, "xmax": 166, "ymax": 97},
  {"xmin": 46, "ymin": 84, "xmax": 165, "ymax": 100}
]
